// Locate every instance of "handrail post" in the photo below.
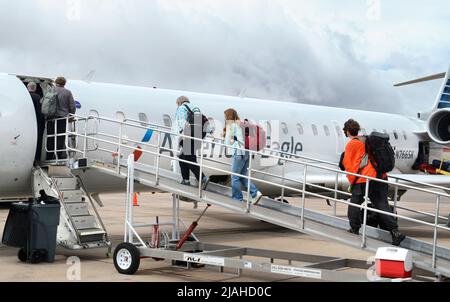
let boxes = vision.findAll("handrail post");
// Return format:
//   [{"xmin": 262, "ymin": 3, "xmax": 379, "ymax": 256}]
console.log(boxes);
[
  {"xmin": 198, "ymin": 141, "xmax": 205, "ymax": 198},
  {"xmin": 246, "ymin": 151, "xmax": 253, "ymax": 213},
  {"xmin": 116, "ymin": 122, "xmax": 123, "ymax": 174},
  {"xmin": 301, "ymin": 164, "xmax": 308, "ymax": 229},
  {"xmin": 361, "ymin": 180, "xmax": 370, "ymax": 248},
  {"xmin": 65, "ymin": 116, "xmax": 69, "ymax": 162},
  {"xmin": 54, "ymin": 118, "xmax": 58, "ymax": 163},
  {"xmin": 432, "ymin": 195, "xmax": 441, "ymax": 268},
  {"xmin": 333, "ymin": 171, "xmax": 339, "ymax": 216},
  {"xmin": 280, "ymin": 160, "xmax": 286, "ymax": 203},
  {"xmin": 83, "ymin": 118, "xmax": 88, "ymax": 158},
  {"xmin": 125, "ymin": 154, "xmax": 134, "ymax": 243},
  {"xmin": 172, "ymin": 194, "xmax": 177, "ymax": 240},
  {"xmin": 126, "ymin": 154, "xmax": 135, "ymax": 244},
  {"xmin": 393, "ymin": 178, "xmax": 399, "ymax": 212},
  {"xmin": 155, "ymin": 132, "xmax": 162, "ymax": 185}
]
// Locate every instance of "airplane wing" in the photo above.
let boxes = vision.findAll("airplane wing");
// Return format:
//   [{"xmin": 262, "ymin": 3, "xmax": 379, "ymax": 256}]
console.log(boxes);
[
  {"xmin": 283, "ymin": 172, "xmax": 450, "ymax": 193},
  {"xmin": 388, "ymin": 174, "xmax": 450, "ymax": 191}
]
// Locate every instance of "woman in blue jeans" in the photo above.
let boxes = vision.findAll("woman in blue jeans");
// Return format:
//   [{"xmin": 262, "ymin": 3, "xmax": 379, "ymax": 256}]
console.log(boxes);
[{"xmin": 223, "ymin": 108, "xmax": 263, "ymax": 204}]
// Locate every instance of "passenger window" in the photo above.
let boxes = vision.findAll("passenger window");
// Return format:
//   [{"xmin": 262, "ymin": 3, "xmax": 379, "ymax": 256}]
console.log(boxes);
[
  {"xmin": 89, "ymin": 109, "xmax": 99, "ymax": 119},
  {"xmin": 403, "ymin": 131, "xmax": 408, "ymax": 140},
  {"xmin": 335, "ymin": 125, "xmax": 342, "ymax": 137},
  {"xmin": 138, "ymin": 113, "xmax": 149, "ymax": 127},
  {"xmin": 163, "ymin": 114, "xmax": 172, "ymax": 127},
  {"xmin": 393, "ymin": 131, "xmax": 399, "ymax": 140},
  {"xmin": 323, "ymin": 125, "xmax": 330, "ymax": 136},
  {"xmin": 297, "ymin": 123, "xmax": 304, "ymax": 135},
  {"xmin": 281, "ymin": 122, "xmax": 288, "ymax": 135},
  {"xmin": 312, "ymin": 124, "xmax": 318, "ymax": 136},
  {"xmin": 266, "ymin": 121, "xmax": 272, "ymax": 140},
  {"xmin": 208, "ymin": 117, "xmax": 216, "ymax": 134},
  {"xmin": 116, "ymin": 111, "xmax": 125, "ymax": 122}
]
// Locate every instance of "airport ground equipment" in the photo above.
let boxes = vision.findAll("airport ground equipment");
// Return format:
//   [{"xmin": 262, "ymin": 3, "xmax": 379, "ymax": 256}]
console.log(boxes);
[
  {"xmin": 43, "ymin": 114, "xmax": 450, "ymax": 280},
  {"xmin": 32, "ymin": 164, "xmax": 111, "ymax": 255},
  {"xmin": 2, "ymin": 199, "xmax": 60, "ymax": 263},
  {"xmin": 176, "ymin": 204, "xmax": 211, "ymax": 250}
]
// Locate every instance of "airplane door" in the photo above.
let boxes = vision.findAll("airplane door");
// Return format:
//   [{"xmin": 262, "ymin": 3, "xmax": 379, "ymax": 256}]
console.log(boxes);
[{"xmin": 332, "ymin": 121, "xmax": 345, "ymax": 155}]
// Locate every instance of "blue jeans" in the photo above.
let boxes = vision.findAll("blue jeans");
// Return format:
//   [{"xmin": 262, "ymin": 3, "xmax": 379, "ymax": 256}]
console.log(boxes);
[{"xmin": 231, "ymin": 153, "xmax": 258, "ymax": 201}]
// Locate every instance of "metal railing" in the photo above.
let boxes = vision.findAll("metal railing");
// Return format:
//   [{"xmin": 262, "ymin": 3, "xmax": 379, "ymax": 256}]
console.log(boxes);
[{"xmin": 47, "ymin": 114, "xmax": 450, "ymax": 269}]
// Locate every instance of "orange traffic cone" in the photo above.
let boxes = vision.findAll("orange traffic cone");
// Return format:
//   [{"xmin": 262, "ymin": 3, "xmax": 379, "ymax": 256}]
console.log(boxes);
[{"xmin": 133, "ymin": 192, "xmax": 140, "ymax": 207}]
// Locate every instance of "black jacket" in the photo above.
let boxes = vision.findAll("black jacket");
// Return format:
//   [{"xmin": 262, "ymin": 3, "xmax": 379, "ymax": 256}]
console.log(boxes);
[{"xmin": 30, "ymin": 92, "xmax": 44, "ymax": 124}]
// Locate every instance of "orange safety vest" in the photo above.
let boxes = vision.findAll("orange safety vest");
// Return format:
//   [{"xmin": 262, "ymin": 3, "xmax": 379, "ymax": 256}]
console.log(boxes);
[{"xmin": 343, "ymin": 138, "xmax": 377, "ymax": 184}]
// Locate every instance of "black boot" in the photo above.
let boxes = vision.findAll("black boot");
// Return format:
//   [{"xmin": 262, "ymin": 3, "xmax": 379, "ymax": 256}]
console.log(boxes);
[
  {"xmin": 348, "ymin": 227, "xmax": 360, "ymax": 235},
  {"xmin": 391, "ymin": 229, "xmax": 406, "ymax": 246}
]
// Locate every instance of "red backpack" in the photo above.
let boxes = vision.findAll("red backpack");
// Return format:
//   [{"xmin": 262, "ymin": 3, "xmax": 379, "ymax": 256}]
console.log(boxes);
[{"xmin": 240, "ymin": 119, "xmax": 267, "ymax": 151}]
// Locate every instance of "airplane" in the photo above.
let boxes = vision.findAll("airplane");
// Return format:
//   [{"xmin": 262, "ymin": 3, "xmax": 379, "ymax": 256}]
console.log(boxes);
[{"xmin": 1, "ymin": 65, "xmax": 450, "ymax": 202}]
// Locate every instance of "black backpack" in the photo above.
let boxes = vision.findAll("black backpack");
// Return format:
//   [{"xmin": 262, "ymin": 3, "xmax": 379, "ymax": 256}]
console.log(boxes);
[
  {"xmin": 181, "ymin": 104, "xmax": 209, "ymax": 154},
  {"xmin": 183, "ymin": 104, "xmax": 209, "ymax": 139},
  {"xmin": 366, "ymin": 132, "xmax": 395, "ymax": 178}
]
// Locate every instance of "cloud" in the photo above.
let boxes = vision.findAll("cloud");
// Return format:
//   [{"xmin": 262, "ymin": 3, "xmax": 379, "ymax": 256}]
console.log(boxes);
[{"xmin": 0, "ymin": 0, "xmax": 448, "ymax": 115}]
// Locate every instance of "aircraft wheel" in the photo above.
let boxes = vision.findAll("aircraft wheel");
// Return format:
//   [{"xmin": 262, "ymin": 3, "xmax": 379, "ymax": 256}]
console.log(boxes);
[{"xmin": 113, "ymin": 242, "xmax": 140, "ymax": 275}]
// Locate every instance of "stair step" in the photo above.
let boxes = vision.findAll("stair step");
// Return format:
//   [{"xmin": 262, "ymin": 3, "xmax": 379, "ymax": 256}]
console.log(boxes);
[
  {"xmin": 48, "ymin": 165, "xmax": 72, "ymax": 177},
  {"xmin": 55, "ymin": 177, "xmax": 78, "ymax": 190},
  {"xmin": 60, "ymin": 190, "xmax": 83, "ymax": 203},
  {"xmin": 65, "ymin": 203, "xmax": 90, "ymax": 216},
  {"xmin": 78, "ymin": 228, "xmax": 106, "ymax": 243},
  {"xmin": 72, "ymin": 215, "xmax": 98, "ymax": 230},
  {"xmin": 79, "ymin": 228, "xmax": 106, "ymax": 236}
]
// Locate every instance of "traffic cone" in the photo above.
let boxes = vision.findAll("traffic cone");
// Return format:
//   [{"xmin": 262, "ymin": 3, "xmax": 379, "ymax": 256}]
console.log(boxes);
[{"xmin": 133, "ymin": 192, "xmax": 139, "ymax": 207}]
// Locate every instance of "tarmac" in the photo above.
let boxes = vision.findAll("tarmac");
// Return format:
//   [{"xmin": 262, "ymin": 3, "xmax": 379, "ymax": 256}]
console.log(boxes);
[{"xmin": 0, "ymin": 190, "xmax": 449, "ymax": 282}]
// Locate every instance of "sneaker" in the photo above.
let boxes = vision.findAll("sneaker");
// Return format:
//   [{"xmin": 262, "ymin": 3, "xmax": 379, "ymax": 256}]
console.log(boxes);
[
  {"xmin": 348, "ymin": 227, "xmax": 360, "ymax": 235},
  {"xmin": 180, "ymin": 180, "xmax": 191, "ymax": 186},
  {"xmin": 201, "ymin": 176, "xmax": 210, "ymax": 190},
  {"xmin": 390, "ymin": 229, "xmax": 406, "ymax": 246},
  {"xmin": 251, "ymin": 191, "xmax": 263, "ymax": 205}
]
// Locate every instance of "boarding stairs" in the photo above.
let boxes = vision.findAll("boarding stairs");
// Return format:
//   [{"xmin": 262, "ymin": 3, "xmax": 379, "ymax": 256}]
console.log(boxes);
[
  {"xmin": 32, "ymin": 166, "xmax": 111, "ymax": 254},
  {"xmin": 45, "ymin": 114, "xmax": 450, "ymax": 279}
]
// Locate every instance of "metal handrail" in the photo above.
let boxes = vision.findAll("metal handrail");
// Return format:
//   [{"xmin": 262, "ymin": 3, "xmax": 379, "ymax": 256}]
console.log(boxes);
[
  {"xmin": 67, "ymin": 114, "xmax": 450, "ymax": 198},
  {"xmin": 34, "ymin": 167, "xmax": 81, "ymax": 245},
  {"xmin": 50, "ymin": 114, "xmax": 450, "ymax": 268},
  {"xmin": 67, "ymin": 128, "xmax": 450, "ymax": 229}
]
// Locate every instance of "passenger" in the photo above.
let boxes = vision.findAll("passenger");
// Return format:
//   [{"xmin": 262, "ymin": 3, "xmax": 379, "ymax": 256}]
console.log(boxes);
[
  {"xmin": 27, "ymin": 82, "xmax": 45, "ymax": 162},
  {"xmin": 223, "ymin": 108, "xmax": 263, "ymax": 204},
  {"xmin": 342, "ymin": 119, "xmax": 405, "ymax": 246},
  {"xmin": 46, "ymin": 77, "xmax": 76, "ymax": 160},
  {"xmin": 173, "ymin": 96, "xmax": 210, "ymax": 189}
]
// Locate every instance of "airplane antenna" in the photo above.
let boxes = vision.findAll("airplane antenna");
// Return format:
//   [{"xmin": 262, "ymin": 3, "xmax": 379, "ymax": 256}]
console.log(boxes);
[
  {"xmin": 238, "ymin": 88, "xmax": 247, "ymax": 98},
  {"xmin": 83, "ymin": 70, "xmax": 96, "ymax": 83}
]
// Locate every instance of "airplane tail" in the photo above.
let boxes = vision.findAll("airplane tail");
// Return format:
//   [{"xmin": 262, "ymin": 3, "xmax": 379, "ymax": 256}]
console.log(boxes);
[
  {"xmin": 395, "ymin": 65, "xmax": 450, "ymax": 145},
  {"xmin": 394, "ymin": 65, "xmax": 450, "ymax": 116}
]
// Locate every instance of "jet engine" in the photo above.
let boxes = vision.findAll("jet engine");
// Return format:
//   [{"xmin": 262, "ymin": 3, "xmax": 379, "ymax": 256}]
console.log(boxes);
[{"xmin": 427, "ymin": 109, "xmax": 450, "ymax": 145}]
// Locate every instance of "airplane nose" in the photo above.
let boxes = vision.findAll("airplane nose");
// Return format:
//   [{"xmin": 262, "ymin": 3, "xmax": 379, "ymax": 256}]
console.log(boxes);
[{"xmin": 0, "ymin": 74, "xmax": 37, "ymax": 197}]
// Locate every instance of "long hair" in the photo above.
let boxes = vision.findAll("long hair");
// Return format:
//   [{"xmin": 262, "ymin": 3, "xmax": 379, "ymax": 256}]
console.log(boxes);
[{"xmin": 224, "ymin": 108, "xmax": 240, "ymax": 125}]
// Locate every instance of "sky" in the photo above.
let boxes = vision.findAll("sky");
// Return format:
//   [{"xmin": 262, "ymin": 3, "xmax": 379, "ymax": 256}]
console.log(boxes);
[{"xmin": 0, "ymin": 0, "xmax": 449, "ymax": 116}]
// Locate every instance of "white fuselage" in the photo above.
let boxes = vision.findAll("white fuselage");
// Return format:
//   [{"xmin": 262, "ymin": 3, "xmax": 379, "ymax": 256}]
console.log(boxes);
[{"xmin": 0, "ymin": 74, "xmax": 425, "ymax": 198}]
